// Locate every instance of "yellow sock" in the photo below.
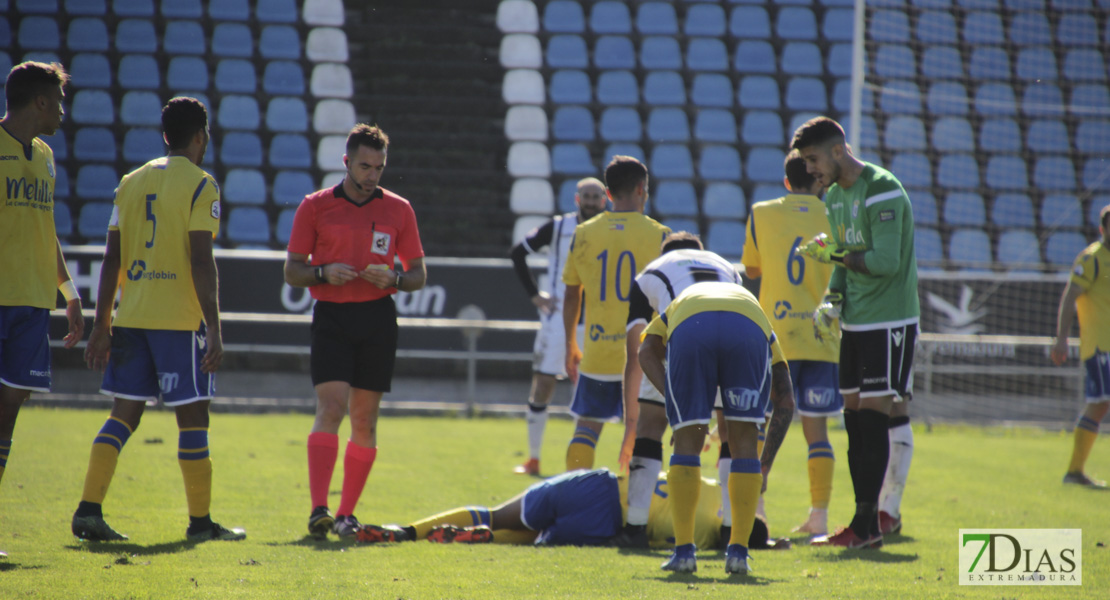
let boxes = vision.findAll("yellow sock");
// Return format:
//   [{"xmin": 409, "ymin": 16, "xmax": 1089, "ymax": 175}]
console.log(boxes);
[
  {"xmin": 668, "ymin": 463, "xmax": 702, "ymax": 547},
  {"xmin": 808, "ymin": 441, "xmax": 835, "ymax": 510},
  {"xmin": 490, "ymin": 529, "xmax": 539, "ymax": 544},
  {"xmin": 728, "ymin": 472, "xmax": 762, "ymax": 547},
  {"xmin": 566, "ymin": 425, "xmax": 599, "ymax": 471},
  {"xmin": 410, "ymin": 506, "xmax": 492, "ymax": 539},
  {"xmin": 178, "ymin": 428, "xmax": 212, "ymax": 518},
  {"xmin": 1068, "ymin": 416, "xmax": 1100, "ymax": 473},
  {"xmin": 81, "ymin": 417, "xmax": 134, "ymax": 504}
]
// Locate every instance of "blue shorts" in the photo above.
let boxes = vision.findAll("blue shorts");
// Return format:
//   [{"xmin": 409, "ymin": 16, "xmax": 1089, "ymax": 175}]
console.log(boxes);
[
  {"xmin": 569, "ymin": 374, "xmax": 623, "ymax": 421},
  {"xmin": 0, "ymin": 306, "xmax": 52, "ymax": 392},
  {"xmin": 1084, "ymin": 352, "xmax": 1110, "ymax": 402},
  {"xmin": 664, "ymin": 311, "xmax": 772, "ymax": 429},
  {"xmin": 521, "ymin": 468, "xmax": 622, "ymax": 546},
  {"xmin": 101, "ymin": 325, "xmax": 214, "ymax": 406},
  {"xmin": 790, "ymin": 360, "xmax": 844, "ymax": 416}
]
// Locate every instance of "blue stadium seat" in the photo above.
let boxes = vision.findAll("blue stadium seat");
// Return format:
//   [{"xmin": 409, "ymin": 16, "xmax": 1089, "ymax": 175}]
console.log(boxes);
[
  {"xmin": 979, "ymin": 118, "xmax": 1022, "ymax": 152},
  {"xmin": 636, "ymin": 2, "xmax": 678, "ymax": 35},
  {"xmin": 70, "ymin": 53, "xmax": 111, "ymax": 89},
  {"xmin": 1009, "ymin": 12, "xmax": 1052, "ymax": 45},
  {"xmin": 921, "ymin": 46, "xmax": 964, "ymax": 79},
  {"xmin": 827, "ymin": 43, "xmax": 853, "ymax": 77},
  {"xmin": 552, "ymin": 106, "xmax": 594, "ymax": 141},
  {"xmin": 975, "ymin": 83, "xmax": 1017, "ymax": 116},
  {"xmin": 909, "ymin": 189, "xmax": 938, "ymax": 225},
  {"xmin": 647, "ymin": 108, "xmax": 690, "ymax": 142},
  {"xmin": 968, "ymin": 47, "xmax": 1011, "ymax": 80},
  {"xmin": 161, "ymin": 0, "xmax": 201, "ymax": 18},
  {"xmin": 1027, "ymin": 120, "xmax": 1071, "ymax": 153},
  {"xmin": 42, "ymin": 131, "xmax": 67, "ymax": 161},
  {"xmin": 1004, "ymin": 0, "xmax": 1046, "ymax": 8},
  {"xmin": 885, "ymin": 115, "xmax": 926, "ymax": 151},
  {"xmin": 662, "ymin": 218, "xmax": 699, "ymax": 238},
  {"xmin": 263, "ymin": 61, "xmax": 305, "ymax": 95},
  {"xmin": 556, "ymin": 180, "xmax": 578, "ymax": 213},
  {"xmin": 220, "ymin": 132, "xmax": 263, "ymax": 167},
  {"xmin": 218, "ymin": 96, "xmax": 260, "ymax": 130},
  {"xmin": 266, "ymin": 97, "xmax": 308, "ymax": 133},
  {"xmin": 212, "ymin": 23, "xmax": 253, "ymax": 58},
  {"xmin": 603, "ymin": 143, "xmax": 645, "ymax": 164},
  {"xmin": 18, "ymin": 16, "xmax": 59, "ymax": 50},
  {"xmin": 67, "ymin": 0, "xmax": 107, "ymax": 14},
  {"xmin": 269, "ymin": 134, "xmax": 311, "ymax": 169},
  {"xmin": 654, "ymin": 181, "xmax": 698, "ymax": 216},
  {"xmin": 75, "ymin": 165, "xmax": 118, "ymax": 200},
  {"xmin": 916, "ymin": 11, "xmax": 957, "ymax": 43},
  {"xmin": 963, "ymin": 11, "xmax": 1004, "ymax": 44},
  {"xmin": 71, "ymin": 90, "xmax": 114, "ymax": 124},
  {"xmin": 113, "ymin": 0, "xmax": 154, "ymax": 16},
  {"xmin": 746, "ymin": 147, "xmax": 787, "ymax": 183},
  {"xmin": 1057, "ymin": 13, "xmax": 1099, "ymax": 46},
  {"xmin": 552, "ymin": 143, "xmax": 595, "ymax": 175},
  {"xmin": 120, "ymin": 91, "xmax": 161, "ymax": 126},
  {"xmin": 822, "ymin": 9, "xmax": 854, "ymax": 42},
  {"xmin": 996, "ymin": 230, "xmax": 1042, "ymax": 270},
  {"xmin": 1045, "ymin": 231, "xmax": 1087, "ymax": 265},
  {"xmin": 694, "ymin": 110, "xmax": 737, "ymax": 143},
  {"xmin": 274, "ymin": 207, "xmax": 298, "ymax": 244},
  {"xmin": 640, "ymin": 36, "xmax": 682, "ymax": 70},
  {"xmin": 1015, "ymin": 47, "xmax": 1058, "ymax": 81},
  {"xmin": 54, "ymin": 198, "xmax": 73, "ymax": 237},
  {"xmin": 914, "ymin": 227, "xmax": 943, "ymax": 269},
  {"xmin": 273, "ymin": 170, "xmax": 315, "ymax": 206},
  {"xmin": 544, "ymin": 1, "xmax": 585, "ymax": 33},
  {"xmin": 880, "ymin": 80, "xmax": 922, "ymax": 114},
  {"xmin": 1081, "ymin": 158, "xmax": 1109, "ymax": 190},
  {"xmin": 685, "ymin": 4, "xmax": 726, "ymax": 37},
  {"xmin": 164, "ymin": 21, "xmax": 205, "ymax": 55},
  {"xmin": 595, "ymin": 36, "xmax": 636, "ymax": 69},
  {"xmin": 948, "ymin": 229, "xmax": 992, "ymax": 270},
  {"xmin": 984, "ymin": 154, "xmax": 1028, "ymax": 190},
  {"xmin": 115, "ymin": 19, "xmax": 157, "ymax": 53},
  {"xmin": 733, "ymin": 41, "xmax": 776, "ymax": 74},
  {"xmin": 738, "ymin": 76, "xmax": 780, "ymax": 109},
  {"xmin": 167, "ymin": 56, "xmax": 208, "ymax": 92},
  {"xmin": 784, "ymin": 77, "xmax": 827, "ymax": 111},
  {"xmin": 1033, "ymin": 156, "xmax": 1077, "ymax": 191},
  {"xmin": 690, "ymin": 74, "xmax": 731, "ymax": 108},
  {"xmin": 549, "ymin": 70, "xmax": 590, "ymax": 104},
  {"xmin": 212, "ymin": 60, "xmax": 257, "ymax": 95},
  {"xmin": 740, "ymin": 111, "xmax": 783, "ymax": 145},
  {"xmin": 706, "ymin": 221, "xmax": 745, "ymax": 260},
  {"xmin": 686, "ymin": 38, "xmax": 728, "ymax": 71},
  {"xmin": 927, "ymin": 82, "xmax": 970, "ymax": 115},
  {"xmin": 751, "ymin": 184, "xmax": 789, "ymax": 204},
  {"xmin": 78, "ymin": 202, "xmax": 115, "ymax": 239},
  {"xmin": 1076, "ymin": 119, "xmax": 1110, "ymax": 155},
  {"xmin": 67, "ymin": 17, "xmax": 109, "ymax": 51},
  {"xmin": 1041, "ymin": 194, "xmax": 1083, "ymax": 228},
  {"xmin": 776, "ymin": 7, "xmax": 817, "ymax": 40},
  {"xmin": 781, "ymin": 42, "xmax": 822, "ymax": 76},
  {"xmin": 1063, "ymin": 49, "xmax": 1107, "ymax": 82},
  {"xmin": 1070, "ymin": 84, "xmax": 1110, "ymax": 115},
  {"xmin": 643, "ymin": 71, "xmax": 685, "ymax": 105},
  {"xmin": 598, "ymin": 107, "xmax": 641, "ymax": 142},
  {"xmin": 596, "ymin": 71, "xmax": 637, "ymax": 105},
  {"xmin": 650, "ymin": 144, "xmax": 695, "ymax": 179},
  {"xmin": 729, "ymin": 6, "xmax": 771, "ymax": 39},
  {"xmin": 547, "ymin": 35, "xmax": 589, "ymax": 69},
  {"xmin": 833, "ymin": 79, "xmax": 874, "ymax": 112},
  {"xmin": 122, "ymin": 128, "xmax": 164, "ymax": 164},
  {"xmin": 703, "ymin": 183, "xmax": 746, "ymax": 220},
  {"xmin": 931, "ymin": 117, "xmax": 975, "ymax": 152},
  {"xmin": 870, "ymin": 10, "xmax": 910, "ymax": 42},
  {"xmin": 936, "ymin": 153, "xmax": 980, "ymax": 189},
  {"xmin": 991, "ymin": 193, "xmax": 1036, "ymax": 227},
  {"xmin": 260, "ymin": 25, "xmax": 301, "ymax": 60},
  {"xmin": 227, "ymin": 208, "xmax": 271, "ymax": 244},
  {"xmin": 223, "ymin": 169, "xmax": 266, "ymax": 205},
  {"xmin": 852, "ymin": 115, "xmax": 881, "ymax": 151},
  {"xmin": 1021, "ymin": 84, "xmax": 1065, "ymax": 117},
  {"xmin": 209, "ymin": 0, "xmax": 249, "ymax": 20},
  {"xmin": 943, "ymin": 192, "xmax": 986, "ymax": 226},
  {"xmin": 1089, "ymin": 195, "xmax": 1110, "ymax": 228},
  {"xmin": 256, "ymin": 0, "xmax": 298, "ymax": 23},
  {"xmin": 874, "ymin": 45, "xmax": 916, "ymax": 79},
  {"xmin": 118, "ymin": 55, "xmax": 160, "ymax": 90}
]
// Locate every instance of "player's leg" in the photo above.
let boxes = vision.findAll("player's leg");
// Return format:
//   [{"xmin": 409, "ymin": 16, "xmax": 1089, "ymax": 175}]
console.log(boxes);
[
  {"xmin": 724, "ymin": 419, "xmax": 760, "ymax": 574},
  {"xmin": 518, "ymin": 372, "xmax": 556, "ymax": 475},
  {"xmin": 565, "ymin": 375, "xmax": 621, "ymax": 470},
  {"xmin": 1065, "ymin": 352, "xmax": 1110, "ymax": 487},
  {"xmin": 334, "ymin": 387, "xmax": 382, "ymax": 536},
  {"xmin": 715, "ymin": 409, "xmax": 734, "ymax": 545},
  {"xmin": 0, "ymin": 305, "xmax": 53, "ymax": 487},
  {"xmin": 879, "ymin": 399, "xmax": 913, "ymax": 532},
  {"xmin": 621, "ymin": 396, "xmax": 667, "ymax": 544},
  {"xmin": 794, "ymin": 360, "xmax": 841, "ymax": 537},
  {"xmin": 0, "ymin": 385, "xmax": 31, "ymax": 486}
]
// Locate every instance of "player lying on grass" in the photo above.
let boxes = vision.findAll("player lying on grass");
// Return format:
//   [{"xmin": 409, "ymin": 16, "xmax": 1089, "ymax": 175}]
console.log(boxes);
[{"xmin": 354, "ymin": 467, "xmax": 789, "ymax": 551}]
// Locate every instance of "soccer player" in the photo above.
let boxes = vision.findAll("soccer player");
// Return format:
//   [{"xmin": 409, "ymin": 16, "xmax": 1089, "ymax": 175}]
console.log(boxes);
[
  {"xmin": 792, "ymin": 117, "xmax": 919, "ymax": 549},
  {"xmin": 561, "ymin": 156, "xmax": 669, "ymax": 472},
  {"xmin": 1, "ymin": 61, "xmax": 85, "ymax": 558},
  {"xmin": 1051, "ymin": 203, "xmax": 1110, "ymax": 489},
  {"xmin": 639, "ymin": 282, "xmax": 796, "ymax": 575},
  {"xmin": 285, "ymin": 124, "xmax": 426, "ymax": 539},
  {"xmin": 618, "ymin": 232, "xmax": 743, "ymax": 547},
  {"xmin": 508, "ymin": 178, "xmax": 608, "ymax": 476},
  {"xmin": 72, "ymin": 97, "xmax": 244, "ymax": 543},
  {"xmin": 742, "ymin": 150, "xmax": 841, "ymax": 539}
]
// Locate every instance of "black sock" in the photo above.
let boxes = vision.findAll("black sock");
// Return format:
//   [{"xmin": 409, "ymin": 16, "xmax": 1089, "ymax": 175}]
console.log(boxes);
[
  {"xmin": 889, "ymin": 415, "xmax": 910, "ymax": 429},
  {"xmin": 402, "ymin": 525, "xmax": 417, "ymax": 541},
  {"xmin": 632, "ymin": 437, "xmax": 664, "ymax": 461},
  {"xmin": 75, "ymin": 501, "xmax": 102, "ymax": 519},
  {"xmin": 843, "ymin": 410, "xmax": 863, "ymax": 504},
  {"xmin": 719, "ymin": 442, "xmax": 730, "ymax": 462},
  {"xmin": 849, "ymin": 502, "xmax": 878, "ymax": 537},
  {"xmin": 857, "ymin": 409, "xmax": 891, "ymax": 536},
  {"xmin": 188, "ymin": 514, "xmax": 213, "ymax": 533}
]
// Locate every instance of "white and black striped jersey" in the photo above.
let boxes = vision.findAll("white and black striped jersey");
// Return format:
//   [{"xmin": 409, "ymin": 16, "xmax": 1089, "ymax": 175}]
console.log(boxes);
[
  {"xmin": 626, "ymin": 248, "xmax": 743, "ymax": 330},
  {"xmin": 510, "ymin": 212, "xmax": 579, "ymax": 308}
]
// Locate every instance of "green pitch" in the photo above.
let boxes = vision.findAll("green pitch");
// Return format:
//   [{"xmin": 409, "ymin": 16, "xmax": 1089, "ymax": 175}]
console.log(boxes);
[{"xmin": 1, "ymin": 407, "xmax": 1106, "ymax": 599}]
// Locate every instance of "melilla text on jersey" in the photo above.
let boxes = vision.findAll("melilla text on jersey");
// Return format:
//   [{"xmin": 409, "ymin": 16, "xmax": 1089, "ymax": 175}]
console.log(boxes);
[{"xmin": 5, "ymin": 176, "xmax": 53, "ymax": 210}]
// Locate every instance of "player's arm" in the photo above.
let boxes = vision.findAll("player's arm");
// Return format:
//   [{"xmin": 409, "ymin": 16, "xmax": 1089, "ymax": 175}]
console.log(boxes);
[
  {"xmin": 741, "ymin": 210, "xmax": 762, "ymax": 280},
  {"xmin": 55, "ymin": 236, "xmax": 84, "ymax": 348},
  {"xmin": 637, "ymin": 332, "xmax": 667, "ymax": 401},
  {"xmin": 393, "ymin": 256, "xmax": 426, "ymax": 292},
  {"xmin": 760, "ymin": 360, "xmax": 795, "ymax": 492},
  {"xmin": 510, "ymin": 220, "xmax": 555, "ymax": 313},
  {"xmin": 1051, "ymin": 279, "xmax": 1084, "ymax": 365},
  {"xmin": 562, "ymin": 283, "xmax": 583, "ymax": 383},
  {"xmin": 284, "ymin": 252, "xmax": 358, "ymax": 287},
  {"xmin": 190, "ymin": 231, "xmax": 222, "ymax": 374},
  {"xmin": 85, "ymin": 230, "xmax": 122, "ymax": 371}
]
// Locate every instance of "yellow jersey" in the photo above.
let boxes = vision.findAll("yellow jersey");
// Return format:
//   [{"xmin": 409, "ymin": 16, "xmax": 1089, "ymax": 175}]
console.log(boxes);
[
  {"xmin": 620, "ymin": 473, "xmax": 722, "ymax": 549},
  {"xmin": 742, "ymin": 194, "xmax": 838, "ymax": 362},
  {"xmin": 563, "ymin": 211, "xmax": 669, "ymax": 376},
  {"xmin": 110, "ymin": 156, "xmax": 220, "ymax": 330},
  {"xmin": 1069, "ymin": 241, "xmax": 1110, "ymax": 360},
  {"xmin": 0, "ymin": 126, "xmax": 58, "ymax": 309}
]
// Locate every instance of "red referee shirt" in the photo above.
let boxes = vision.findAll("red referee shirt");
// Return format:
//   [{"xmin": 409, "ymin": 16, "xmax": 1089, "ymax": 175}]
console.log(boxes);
[{"xmin": 288, "ymin": 183, "xmax": 424, "ymax": 303}]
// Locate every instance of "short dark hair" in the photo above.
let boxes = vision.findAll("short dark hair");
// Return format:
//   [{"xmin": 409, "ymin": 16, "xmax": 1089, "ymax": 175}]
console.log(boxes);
[
  {"xmin": 346, "ymin": 123, "xmax": 389, "ymax": 156},
  {"xmin": 162, "ymin": 97, "xmax": 209, "ymax": 150},
  {"xmin": 5, "ymin": 61, "xmax": 69, "ymax": 111},
  {"xmin": 784, "ymin": 149, "xmax": 816, "ymax": 191},
  {"xmin": 661, "ymin": 231, "xmax": 703, "ymax": 253},
  {"xmin": 604, "ymin": 155, "xmax": 648, "ymax": 197},
  {"xmin": 790, "ymin": 116, "xmax": 846, "ymax": 151}
]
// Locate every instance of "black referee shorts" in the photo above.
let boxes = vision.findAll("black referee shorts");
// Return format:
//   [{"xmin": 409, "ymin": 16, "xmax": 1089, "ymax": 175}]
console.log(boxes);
[{"xmin": 310, "ymin": 297, "xmax": 398, "ymax": 392}]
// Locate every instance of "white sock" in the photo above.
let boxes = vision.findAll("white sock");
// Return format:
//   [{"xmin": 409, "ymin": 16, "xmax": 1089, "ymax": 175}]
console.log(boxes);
[
  {"xmin": 718, "ymin": 457, "xmax": 732, "ymax": 526},
  {"xmin": 627, "ymin": 456, "xmax": 662, "ymax": 526},
  {"xmin": 526, "ymin": 404, "xmax": 548, "ymax": 460},
  {"xmin": 880, "ymin": 422, "xmax": 914, "ymax": 517}
]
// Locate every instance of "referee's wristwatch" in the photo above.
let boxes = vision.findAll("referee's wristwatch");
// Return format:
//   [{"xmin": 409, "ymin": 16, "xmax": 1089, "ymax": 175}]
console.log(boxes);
[
  {"xmin": 314, "ymin": 265, "xmax": 327, "ymax": 284},
  {"xmin": 393, "ymin": 270, "xmax": 404, "ymax": 290}
]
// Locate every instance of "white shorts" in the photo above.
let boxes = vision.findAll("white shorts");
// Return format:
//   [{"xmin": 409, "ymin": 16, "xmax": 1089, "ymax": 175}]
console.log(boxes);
[{"xmin": 533, "ymin": 314, "xmax": 584, "ymax": 378}]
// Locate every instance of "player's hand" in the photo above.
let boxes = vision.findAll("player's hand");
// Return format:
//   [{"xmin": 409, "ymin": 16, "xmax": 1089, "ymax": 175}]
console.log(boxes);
[
  {"xmin": 618, "ymin": 425, "xmax": 636, "ymax": 474},
  {"xmin": 1050, "ymin": 338, "xmax": 1069, "ymax": 366},
  {"xmin": 565, "ymin": 343, "xmax": 581, "ymax": 383},
  {"xmin": 813, "ymin": 292, "xmax": 843, "ymax": 343},
  {"xmin": 200, "ymin": 328, "xmax": 223, "ymax": 374},
  {"xmin": 63, "ymin": 299, "xmax": 85, "ymax": 349},
  {"xmin": 84, "ymin": 325, "xmax": 112, "ymax": 371},
  {"xmin": 800, "ymin": 233, "xmax": 847, "ymax": 265},
  {"xmin": 531, "ymin": 291, "xmax": 555, "ymax": 316}
]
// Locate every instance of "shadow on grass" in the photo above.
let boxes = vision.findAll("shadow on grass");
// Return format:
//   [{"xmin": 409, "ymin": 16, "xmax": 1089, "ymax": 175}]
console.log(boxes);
[
  {"xmin": 0, "ymin": 561, "xmax": 46, "ymax": 572},
  {"xmin": 265, "ymin": 535, "xmax": 368, "ymax": 551},
  {"xmin": 65, "ymin": 539, "xmax": 198, "ymax": 557},
  {"xmin": 636, "ymin": 571, "xmax": 778, "ymax": 586},
  {"xmin": 813, "ymin": 548, "xmax": 919, "ymax": 564}
]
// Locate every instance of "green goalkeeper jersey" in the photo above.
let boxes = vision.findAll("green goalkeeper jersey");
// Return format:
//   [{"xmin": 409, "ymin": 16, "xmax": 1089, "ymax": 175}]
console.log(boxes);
[{"xmin": 824, "ymin": 163, "xmax": 920, "ymax": 329}]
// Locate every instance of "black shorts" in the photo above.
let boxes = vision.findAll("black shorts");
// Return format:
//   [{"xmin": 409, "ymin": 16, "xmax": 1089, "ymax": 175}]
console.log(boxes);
[
  {"xmin": 310, "ymin": 297, "xmax": 398, "ymax": 392},
  {"xmin": 839, "ymin": 322, "xmax": 917, "ymax": 401}
]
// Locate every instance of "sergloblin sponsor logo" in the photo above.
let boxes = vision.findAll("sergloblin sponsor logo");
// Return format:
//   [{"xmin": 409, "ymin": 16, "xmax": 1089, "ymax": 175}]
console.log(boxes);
[
  {"xmin": 126, "ymin": 260, "xmax": 177, "ymax": 282},
  {"xmin": 959, "ymin": 529, "xmax": 1081, "ymax": 586},
  {"xmin": 588, "ymin": 323, "xmax": 623, "ymax": 343},
  {"xmin": 773, "ymin": 300, "xmax": 814, "ymax": 321}
]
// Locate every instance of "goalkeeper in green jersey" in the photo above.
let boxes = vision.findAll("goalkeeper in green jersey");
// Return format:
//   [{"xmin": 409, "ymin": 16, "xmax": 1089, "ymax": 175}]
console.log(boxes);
[{"xmin": 791, "ymin": 117, "xmax": 920, "ymax": 549}]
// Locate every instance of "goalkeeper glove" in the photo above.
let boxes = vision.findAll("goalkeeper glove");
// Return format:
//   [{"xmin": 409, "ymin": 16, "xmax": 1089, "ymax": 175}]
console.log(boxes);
[
  {"xmin": 813, "ymin": 292, "xmax": 843, "ymax": 344},
  {"xmin": 800, "ymin": 233, "xmax": 847, "ymax": 265}
]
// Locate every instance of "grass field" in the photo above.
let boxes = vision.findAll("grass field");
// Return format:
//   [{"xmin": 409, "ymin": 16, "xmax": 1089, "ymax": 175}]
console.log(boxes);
[{"xmin": 1, "ymin": 406, "xmax": 1107, "ymax": 599}]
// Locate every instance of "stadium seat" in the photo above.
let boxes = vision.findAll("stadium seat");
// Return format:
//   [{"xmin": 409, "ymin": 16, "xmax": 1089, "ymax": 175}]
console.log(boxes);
[
  {"xmin": 874, "ymin": 44, "xmax": 916, "ymax": 79},
  {"xmin": 500, "ymin": 34, "xmax": 542, "ymax": 68},
  {"xmin": 273, "ymin": 171, "xmax": 315, "ymax": 206},
  {"xmin": 1021, "ymin": 83, "xmax": 1065, "ymax": 117},
  {"xmin": 948, "ymin": 229, "xmax": 992, "ymax": 270},
  {"xmin": 509, "ymin": 178, "xmax": 553, "ymax": 215},
  {"xmin": 119, "ymin": 91, "xmax": 160, "ymax": 126},
  {"xmin": 870, "ymin": 10, "xmax": 910, "ymax": 42},
  {"xmin": 42, "ymin": 131, "xmax": 67, "ymax": 161},
  {"xmin": 914, "ymin": 227, "xmax": 943, "ymax": 269},
  {"xmin": 547, "ymin": 35, "xmax": 588, "ymax": 69},
  {"xmin": 66, "ymin": 0, "xmax": 107, "ymax": 14},
  {"xmin": 698, "ymin": 146, "xmax": 741, "ymax": 180},
  {"xmin": 746, "ymin": 147, "xmax": 787, "ymax": 184},
  {"xmin": 650, "ymin": 145, "xmax": 695, "ymax": 179},
  {"xmin": 931, "ymin": 117, "xmax": 975, "ymax": 152},
  {"xmin": 1089, "ymin": 195, "xmax": 1110, "ymax": 228},
  {"xmin": 653, "ymin": 181, "xmax": 699, "ymax": 216},
  {"xmin": 164, "ymin": 20, "xmax": 205, "ymax": 55},
  {"xmin": 266, "ymin": 98, "xmax": 308, "ymax": 133},
  {"xmin": 662, "ymin": 218, "xmax": 699, "ymax": 238},
  {"xmin": 686, "ymin": 4, "xmax": 726, "ymax": 37},
  {"xmin": 975, "ymin": 83, "xmax": 1018, "ymax": 116},
  {"xmin": 548, "ymin": 70, "xmax": 590, "ymax": 104},
  {"xmin": 640, "ymin": 36, "xmax": 682, "ymax": 70},
  {"xmin": 733, "ymin": 41, "xmax": 776, "ymax": 74},
  {"xmin": 603, "ymin": 143, "xmax": 645, "ymax": 164},
  {"xmin": 777, "ymin": 7, "xmax": 817, "ymax": 40},
  {"xmin": 310, "ymin": 63, "xmax": 353, "ymax": 98},
  {"xmin": 75, "ymin": 165, "xmax": 118, "ymax": 200},
  {"xmin": 115, "ymin": 19, "xmax": 157, "ymax": 53},
  {"xmin": 551, "ymin": 143, "xmax": 594, "ymax": 175},
  {"xmin": 729, "ymin": 6, "xmax": 771, "ymax": 39},
  {"xmin": 544, "ymin": 1, "xmax": 585, "ymax": 33},
  {"xmin": 943, "ymin": 192, "xmax": 986, "ymax": 226},
  {"xmin": 694, "ymin": 110, "xmax": 737, "ymax": 143},
  {"xmin": 1015, "ymin": 47, "xmax": 1058, "ymax": 81},
  {"xmin": 598, "ymin": 108, "xmax": 641, "ymax": 142},
  {"xmin": 909, "ymin": 189, "xmax": 938, "ymax": 226},
  {"xmin": 223, "ymin": 169, "xmax": 265, "ymax": 205},
  {"xmin": 927, "ymin": 82, "xmax": 970, "ymax": 115},
  {"xmin": 647, "ymin": 108, "xmax": 690, "ymax": 142},
  {"xmin": 781, "ymin": 43, "xmax": 822, "ymax": 76},
  {"xmin": 978, "ymin": 118, "xmax": 1022, "ymax": 152},
  {"xmin": 1070, "ymin": 84, "xmax": 1110, "ymax": 116},
  {"xmin": 832, "ymin": 80, "xmax": 875, "ymax": 113},
  {"xmin": 263, "ymin": 61, "xmax": 305, "ymax": 95},
  {"xmin": 209, "ymin": 0, "xmax": 249, "ymax": 20},
  {"xmin": 1063, "ymin": 49, "xmax": 1106, "ymax": 82},
  {"xmin": 220, "ymin": 132, "xmax": 263, "ymax": 167},
  {"xmin": 269, "ymin": 134, "xmax": 311, "ymax": 169},
  {"xmin": 167, "ymin": 56, "xmax": 208, "ymax": 92},
  {"xmin": 70, "ymin": 53, "xmax": 111, "ymax": 89},
  {"xmin": 552, "ymin": 106, "xmax": 594, "ymax": 142},
  {"xmin": 991, "ymin": 193, "xmax": 1036, "ymax": 227},
  {"xmin": 122, "ymin": 128, "xmax": 164, "ymax": 164},
  {"xmin": 1057, "ymin": 13, "xmax": 1099, "ymax": 47},
  {"xmin": 984, "ymin": 154, "xmax": 1029, "ymax": 190},
  {"xmin": 17, "ymin": 17, "xmax": 59, "ymax": 50},
  {"xmin": 1034, "ymin": 156, "xmax": 1077, "ymax": 191},
  {"xmin": 117, "ymin": 55, "xmax": 160, "ymax": 91},
  {"xmin": 218, "ymin": 96, "xmax": 260, "ymax": 130},
  {"xmin": 963, "ymin": 11, "xmax": 1004, "ymax": 44},
  {"xmin": 303, "ymin": 0, "xmax": 344, "ymax": 26},
  {"xmin": 1026, "ymin": 120, "xmax": 1071, "ymax": 153},
  {"xmin": 636, "ymin": 2, "xmax": 678, "ymax": 35},
  {"xmin": 996, "ymin": 230, "xmax": 1042, "ymax": 270},
  {"xmin": 885, "ymin": 115, "xmax": 926, "ymax": 151},
  {"xmin": 706, "ymin": 221, "xmax": 745, "ymax": 260},
  {"xmin": 936, "ymin": 153, "xmax": 979, "ymax": 189},
  {"xmin": 642, "ymin": 71, "xmax": 685, "ymax": 105},
  {"xmin": 1041, "ymin": 194, "xmax": 1083, "ymax": 228},
  {"xmin": 275, "ymin": 208, "xmax": 297, "ymax": 244},
  {"xmin": 596, "ymin": 71, "xmax": 638, "ymax": 105},
  {"xmin": 1075, "ymin": 119, "xmax": 1110, "ymax": 155},
  {"xmin": 71, "ymin": 90, "xmax": 114, "ymax": 125},
  {"xmin": 822, "ymin": 9, "xmax": 854, "ymax": 42},
  {"xmin": 502, "ymin": 69, "xmax": 544, "ymax": 105},
  {"xmin": 852, "ymin": 115, "xmax": 881, "ymax": 151},
  {"xmin": 113, "ymin": 0, "xmax": 154, "ymax": 16},
  {"xmin": 738, "ymin": 76, "xmax": 780, "ymax": 110},
  {"xmin": 505, "ymin": 106, "xmax": 547, "ymax": 141},
  {"xmin": 741, "ymin": 111, "xmax": 783, "ymax": 146},
  {"xmin": 1045, "ymin": 231, "xmax": 1088, "ymax": 265},
  {"xmin": 690, "ymin": 74, "xmax": 731, "ymax": 108},
  {"xmin": 826, "ymin": 43, "xmax": 853, "ymax": 78},
  {"xmin": 556, "ymin": 179, "xmax": 578, "ymax": 213},
  {"xmin": 161, "ymin": 0, "xmax": 201, "ymax": 17},
  {"xmin": 509, "ymin": 142, "xmax": 551, "ymax": 178},
  {"xmin": 78, "ymin": 202, "xmax": 115, "ymax": 239},
  {"xmin": 686, "ymin": 38, "xmax": 728, "ymax": 71},
  {"xmin": 921, "ymin": 46, "xmax": 965, "ymax": 79},
  {"xmin": 595, "ymin": 36, "xmax": 636, "ymax": 70},
  {"xmin": 497, "ymin": 0, "xmax": 538, "ymax": 34},
  {"xmin": 916, "ymin": 10, "xmax": 957, "ymax": 43},
  {"xmin": 227, "ymin": 208, "xmax": 271, "ymax": 245},
  {"xmin": 751, "ymin": 184, "xmax": 789, "ymax": 204},
  {"xmin": 968, "ymin": 47, "xmax": 1012, "ymax": 81},
  {"xmin": 306, "ymin": 27, "xmax": 349, "ymax": 62},
  {"xmin": 212, "ymin": 23, "xmax": 253, "ymax": 58},
  {"xmin": 784, "ymin": 77, "xmax": 827, "ymax": 112},
  {"xmin": 256, "ymin": 0, "xmax": 298, "ymax": 22},
  {"xmin": 260, "ymin": 25, "xmax": 301, "ymax": 60},
  {"xmin": 1009, "ymin": 11, "xmax": 1052, "ymax": 45},
  {"xmin": 1081, "ymin": 158, "xmax": 1109, "ymax": 190},
  {"xmin": 213, "ymin": 59, "xmax": 256, "ymax": 94},
  {"xmin": 879, "ymin": 80, "xmax": 922, "ymax": 114},
  {"xmin": 54, "ymin": 199, "xmax": 73, "ymax": 237},
  {"xmin": 703, "ymin": 183, "xmax": 746, "ymax": 220},
  {"xmin": 67, "ymin": 17, "xmax": 109, "ymax": 51}
]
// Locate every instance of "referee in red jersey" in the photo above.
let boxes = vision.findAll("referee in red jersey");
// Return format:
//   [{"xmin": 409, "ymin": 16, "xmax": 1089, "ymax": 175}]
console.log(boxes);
[{"xmin": 284, "ymin": 124, "xmax": 426, "ymax": 539}]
